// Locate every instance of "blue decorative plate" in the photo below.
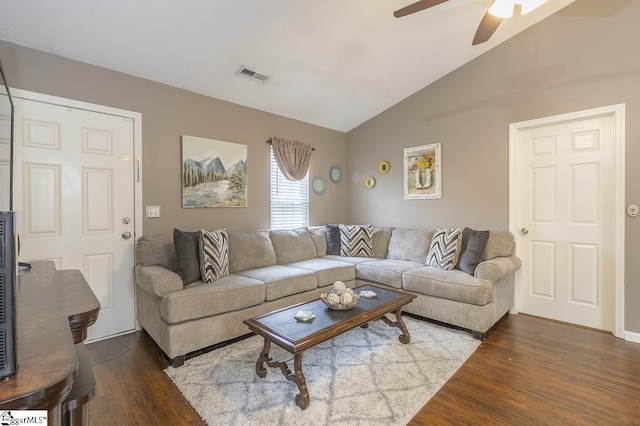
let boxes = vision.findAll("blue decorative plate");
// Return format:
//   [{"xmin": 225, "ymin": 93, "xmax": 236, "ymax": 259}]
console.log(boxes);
[
  {"xmin": 312, "ymin": 176, "xmax": 327, "ymax": 194},
  {"xmin": 330, "ymin": 166, "xmax": 343, "ymax": 183}
]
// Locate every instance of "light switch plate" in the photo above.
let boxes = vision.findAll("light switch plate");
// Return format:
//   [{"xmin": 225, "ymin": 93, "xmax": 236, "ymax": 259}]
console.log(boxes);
[{"xmin": 146, "ymin": 205, "xmax": 161, "ymax": 218}]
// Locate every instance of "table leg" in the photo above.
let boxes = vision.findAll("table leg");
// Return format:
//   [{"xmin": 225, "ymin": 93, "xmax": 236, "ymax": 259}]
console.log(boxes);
[
  {"xmin": 293, "ymin": 354, "xmax": 310, "ymax": 410},
  {"xmin": 256, "ymin": 338, "xmax": 271, "ymax": 378},
  {"xmin": 254, "ymin": 340, "xmax": 310, "ymax": 409},
  {"xmin": 379, "ymin": 310, "xmax": 411, "ymax": 344},
  {"xmin": 395, "ymin": 310, "xmax": 411, "ymax": 344}
]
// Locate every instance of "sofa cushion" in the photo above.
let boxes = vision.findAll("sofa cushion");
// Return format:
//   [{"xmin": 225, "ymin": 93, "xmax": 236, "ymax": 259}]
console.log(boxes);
[
  {"xmin": 136, "ymin": 235, "xmax": 175, "ymax": 269},
  {"xmin": 372, "ymin": 226, "xmax": 393, "ymax": 258},
  {"xmin": 270, "ymin": 227, "xmax": 317, "ymax": 264},
  {"xmin": 323, "ymin": 255, "xmax": 380, "ymax": 264},
  {"xmin": 426, "ymin": 228, "xmax": 462, "ymax": 271},
  {"xmin": 402, "ymin": 266, "xmax": 492, "ymax": 306},
  {"xmin": 288, "ymin": 257, "xmax": 356, "ymax": 287},
  {"xmin": 309, "ymin": 226, "xmax": 327, "ymax": 256},
  {"xmin": 228, "ymin": 230, "xmax": 277, "ymax": 273},
  {"xmin": 482, "ymin": 230, "xmax": 516, "ymax": 260},
  {"xmin": 387, "ymin": 228, "xmax": 434, "ymax": 263},
  {"xmin": 173, "ymin": 229, "xmax": 201, "ymax": 284},
  {"xmin": 356, "ymin": 259, "xmax": 425, "ymax": 289},
  {"xmin": 160, "ymin": 274, "xmax": 265, "ymax": 323},
  {"xmin": 325, "ymin": 224, "xmax": 341, "ymax": 255},
  {"xmin": 339, "ymin": 224, "xmax": 374, "ymax": 257},
  {"xmin": 199, "ymin": 229, "xmax": 230, "ymax": 283},
  {"xmin": 457, "ymin": 227, "xmax": 490, "ymax": 275},
  {"xmin": 236, "ymin": 265, "xmax": 317, "ymax": 301}
]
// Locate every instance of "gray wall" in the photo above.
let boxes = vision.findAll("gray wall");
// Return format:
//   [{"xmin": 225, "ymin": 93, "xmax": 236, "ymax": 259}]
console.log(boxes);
[
  {"xmin": 346, "ymin": 0, "xmax": 640, "ymax": 333},
  {"xmin": 0, "ymin": 41, "xmax": 348, "ymax": 234}
]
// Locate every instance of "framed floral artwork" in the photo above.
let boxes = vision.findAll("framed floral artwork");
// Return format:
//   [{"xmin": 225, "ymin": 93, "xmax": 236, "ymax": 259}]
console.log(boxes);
[
  {"xmin": 182, "ymin": 135, "xmax": 247, "ymax": 208},
  {"xmin": 403, "ymin": 143, "xmax": 441, "ymax": 199}
]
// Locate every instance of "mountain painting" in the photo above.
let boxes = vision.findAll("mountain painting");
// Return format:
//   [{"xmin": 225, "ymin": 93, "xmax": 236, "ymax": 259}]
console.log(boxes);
[{"xmin": 181, "ymin": 135, "xmax": 247, "ymax": 208}]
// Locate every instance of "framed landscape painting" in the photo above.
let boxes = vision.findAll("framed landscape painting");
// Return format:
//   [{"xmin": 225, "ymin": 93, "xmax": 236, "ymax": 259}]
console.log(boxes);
[
  {"xmin": 181, "ymin": 135, "xmax": 247, "ymax": 208},
  {"xmin": 403, "ymin": 143, "xmax": 441, "ymax": 199}
]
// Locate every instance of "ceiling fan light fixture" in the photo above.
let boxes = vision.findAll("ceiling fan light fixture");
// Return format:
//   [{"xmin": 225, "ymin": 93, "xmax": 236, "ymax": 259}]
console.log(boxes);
[
  {"xmin": 488, "ymin": 0, "xmax": 516, "ymax": 18},
  {"xmin": 520, "ymin": 0, "xmax": 548, "ymax": 15},
  {"xmin": 489, "ymin": 0, "xmax": 549, "ymax": 18}
]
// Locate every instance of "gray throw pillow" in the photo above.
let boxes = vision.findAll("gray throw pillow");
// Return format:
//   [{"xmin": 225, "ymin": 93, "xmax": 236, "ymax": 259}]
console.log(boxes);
[
  {"xmin": 173, "ymin": 228, "xmax": 201, "ymax": 284},
  {"xmin": 325, "ymin": 224, "xmax": 341, "ymax": 255},
  {"xmin": 458, "ymin": 227, "xmax": 490, "ymax": 275}
]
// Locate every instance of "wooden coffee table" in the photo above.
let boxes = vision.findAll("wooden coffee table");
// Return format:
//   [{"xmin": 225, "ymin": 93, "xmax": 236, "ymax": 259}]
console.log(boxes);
[{"xmin": 243, "ymin": 284, "xmax": 416, "ymax": 409}]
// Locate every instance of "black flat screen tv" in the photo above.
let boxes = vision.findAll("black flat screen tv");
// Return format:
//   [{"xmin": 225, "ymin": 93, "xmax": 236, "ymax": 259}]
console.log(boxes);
[{"xmin": 0, "ymin": 57, "xmax": 18, "ymax": 378}]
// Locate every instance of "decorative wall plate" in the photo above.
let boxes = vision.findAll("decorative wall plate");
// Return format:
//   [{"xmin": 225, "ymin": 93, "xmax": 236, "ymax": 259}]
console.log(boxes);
[
  {"xmin": 312, "ymin": 176, "xmax": 327, "ymax": 194},
  {"xmin": 364, "ymin": 176, "xmax": 376, "ymax": 189},
  {"xmin": 378, "ymin": 161, "xmax": 390, "ymax": 174},
  {"xmin": 330, "ymin": 165, "xmax": 343, "ymax": 183}
]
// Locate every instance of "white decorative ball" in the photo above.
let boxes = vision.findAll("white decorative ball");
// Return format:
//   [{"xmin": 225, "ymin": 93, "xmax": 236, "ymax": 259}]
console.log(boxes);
[
  {"xmin": 332, "ymin": 281, "xmax": 347, "ymax": 295},
  {"xmin": 331, "ymin": 281, "xmax": 347, "ymax": 296},
  {"xmin": 327, "ymin": 292, "xmax": 340, "ymax": 305},
  {"xmin": 340, "ymin": 291, "xmax": 353, "ymax": 305}
]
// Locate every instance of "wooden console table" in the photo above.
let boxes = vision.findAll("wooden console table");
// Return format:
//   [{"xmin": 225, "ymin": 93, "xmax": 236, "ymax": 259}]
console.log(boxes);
[{"xmin": 0, "ymin": 262, "xmax": 100, "ymax": 426}]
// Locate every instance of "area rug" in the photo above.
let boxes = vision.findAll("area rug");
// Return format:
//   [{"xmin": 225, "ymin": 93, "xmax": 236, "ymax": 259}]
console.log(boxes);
[{"xmin": 165, "ymin": 316, "xmax": 480, "ymax": 425}]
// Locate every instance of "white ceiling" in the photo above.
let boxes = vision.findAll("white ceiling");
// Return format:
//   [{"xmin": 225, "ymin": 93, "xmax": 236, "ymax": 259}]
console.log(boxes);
[{"xmin": 0, "ymin": 0, "xmax": 575, "ymax": 132}]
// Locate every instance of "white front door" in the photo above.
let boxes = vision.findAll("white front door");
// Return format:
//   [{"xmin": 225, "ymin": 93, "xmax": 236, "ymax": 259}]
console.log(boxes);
[
  {"xmin": 512, "ymin": 106, "xmax": 624, "ymax": 333},
  {"xmin": 13, "ymin": 94, "xmax": 140, "ymax": 341}
]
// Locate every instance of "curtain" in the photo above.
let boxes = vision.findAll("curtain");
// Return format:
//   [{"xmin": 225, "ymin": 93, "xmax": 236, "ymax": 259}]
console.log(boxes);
[{"xmin": 270, "ymin": 137, "xmax": 313, "ymax": 181}]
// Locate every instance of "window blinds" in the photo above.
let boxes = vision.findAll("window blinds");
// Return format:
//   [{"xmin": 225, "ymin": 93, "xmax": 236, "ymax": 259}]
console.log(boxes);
[{"xmin": 270, "ymin": 147, "xmax": 309, "ymax": 230}]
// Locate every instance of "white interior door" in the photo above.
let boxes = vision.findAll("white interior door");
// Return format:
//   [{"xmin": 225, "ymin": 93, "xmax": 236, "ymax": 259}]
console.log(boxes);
[
  {"xmin": 13, "ymin": 95, "xmax": 139, "ymax": 341},
  {"xmin": 513, "ymin": 110, "xmax": 621, "ymax": 332},
  {"xmin": 0, "ymin": 98, "xmax": 10, "ymax": 211}
]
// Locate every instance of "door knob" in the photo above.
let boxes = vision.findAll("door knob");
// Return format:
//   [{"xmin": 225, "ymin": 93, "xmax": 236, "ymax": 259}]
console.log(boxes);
[
  {"xmin": 520, "ymin": 228, "xmax": 529, "ymax": 235},
  {"xmin": 122, "ymin": 231, "xmax": 132, "ymax": 239}
]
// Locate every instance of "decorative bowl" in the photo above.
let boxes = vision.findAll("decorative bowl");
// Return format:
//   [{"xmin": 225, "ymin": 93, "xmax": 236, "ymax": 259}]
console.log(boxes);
[{"xmin": 320, "ymin": 288, "xmax": 360, "ymax": 310}]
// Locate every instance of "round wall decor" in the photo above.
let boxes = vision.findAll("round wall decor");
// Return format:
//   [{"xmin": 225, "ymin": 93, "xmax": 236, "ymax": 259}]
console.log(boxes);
[
  {"xmin": 378, "ymin": 161, "xmax": 390, "ymax": 174},
  {"xmin": 364, "ymin": 176, "xmax": 376, "ymax": 189},
  {"xmin": 312, "ymin": 176, "xmax": 327, "ymax": 194},
  {"xmin": 330, "ymin": 165, "xmax": 343, "ymax": 183}
]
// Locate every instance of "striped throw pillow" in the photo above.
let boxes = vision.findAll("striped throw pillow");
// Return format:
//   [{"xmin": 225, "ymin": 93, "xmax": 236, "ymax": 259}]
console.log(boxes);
[
  {"xmin": 199, "ymin": 228, "xmax": 229, "ymax": 283},
  {"xmin": 426, "ymin": 228, "xmax": 462, "ymax": 270},
  {"xmin": 339, "ymin": 224, "xmax": 374, "ymax": 257}
]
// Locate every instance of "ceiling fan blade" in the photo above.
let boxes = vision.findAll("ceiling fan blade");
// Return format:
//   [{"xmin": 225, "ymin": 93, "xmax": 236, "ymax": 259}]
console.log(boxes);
[
  {"xmin": 393, "ymin": 0, "xmax": 450, "ymax": 18},
  {"xmin": 472, "ymin": 9, "xmax": 503, "ymax": 45}
]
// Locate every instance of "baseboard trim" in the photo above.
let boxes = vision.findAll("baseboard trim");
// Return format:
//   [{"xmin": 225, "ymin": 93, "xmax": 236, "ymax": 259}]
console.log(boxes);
[{"xmin": 624, "ymin": 330, "xmax": 640, "ymax": 344}]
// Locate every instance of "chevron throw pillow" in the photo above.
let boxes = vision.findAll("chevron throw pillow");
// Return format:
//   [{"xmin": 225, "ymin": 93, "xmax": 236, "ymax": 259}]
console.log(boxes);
[
  {"xmin": 339, "ymin": 224, "xmax": 374, "ymax": 257},
  {"xmin": 199, "ymin": 228, "xmax": 229, "ymax": 283},
  {"xmin": 426, "ymin": 228, "xmax": 462, "ymax": 270}
]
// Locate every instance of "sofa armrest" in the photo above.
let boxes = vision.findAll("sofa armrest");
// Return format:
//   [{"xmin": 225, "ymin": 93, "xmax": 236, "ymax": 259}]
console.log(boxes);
[
  {"xmin": 135, "ymin": 265, "xmax": 184, "ymax": 297},
  {"xmin": 474, "ymin": 256, "xmax": 522, "ymax": 283}
]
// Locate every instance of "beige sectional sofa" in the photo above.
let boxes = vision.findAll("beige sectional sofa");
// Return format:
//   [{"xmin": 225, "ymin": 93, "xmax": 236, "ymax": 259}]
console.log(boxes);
[{"xmin": 135, "ymin": 226, "xmax": 521, "ymax": 366}]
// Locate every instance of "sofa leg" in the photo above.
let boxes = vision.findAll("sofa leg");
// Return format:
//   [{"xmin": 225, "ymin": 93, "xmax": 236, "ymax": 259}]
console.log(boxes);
[
  {"xmin": 170, "ymin": 355, "xmax": 185, "ymax": 368},
  {"xmin": 472, "ymin": 330, "xmax": 486, "ymax": 340}
]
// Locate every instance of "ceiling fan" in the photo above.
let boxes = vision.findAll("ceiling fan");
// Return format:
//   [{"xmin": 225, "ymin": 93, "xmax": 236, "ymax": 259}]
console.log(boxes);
[{"xmin": 394, "ymin": 0, "xmax": 550, "ymax": 45}]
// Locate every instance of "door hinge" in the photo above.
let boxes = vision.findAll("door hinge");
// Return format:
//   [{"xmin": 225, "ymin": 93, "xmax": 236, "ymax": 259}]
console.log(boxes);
[{"xmin": 136, "ymin": 158, "xmax": 141, "ymax": 182}]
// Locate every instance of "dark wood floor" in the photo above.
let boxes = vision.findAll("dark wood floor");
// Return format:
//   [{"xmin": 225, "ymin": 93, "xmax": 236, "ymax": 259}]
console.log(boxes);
[{"xmin": 88, "ymin": 314, "xmax": 640, "ymax": 425}]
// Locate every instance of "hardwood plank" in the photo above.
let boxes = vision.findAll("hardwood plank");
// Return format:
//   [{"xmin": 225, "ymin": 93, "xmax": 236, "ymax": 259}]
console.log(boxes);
[
  {"xmin": 409, "ymin": 314, "xmax": 640, "ymax": 425},
  {"xmin": 87, "ymin": 315, "xmax": 640, "ymax": 425}
]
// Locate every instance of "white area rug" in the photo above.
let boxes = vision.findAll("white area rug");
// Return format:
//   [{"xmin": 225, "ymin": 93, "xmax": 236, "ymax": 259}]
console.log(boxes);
[{"xmin": 165, "ymin": 316, "xmax": 480, "ymax": 425}]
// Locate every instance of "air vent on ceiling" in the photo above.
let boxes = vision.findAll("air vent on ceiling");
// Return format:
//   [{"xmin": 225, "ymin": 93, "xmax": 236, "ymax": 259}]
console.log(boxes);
[{"xmin": 236, "ymin": 66, "xmax": 270, "ymax": 84}]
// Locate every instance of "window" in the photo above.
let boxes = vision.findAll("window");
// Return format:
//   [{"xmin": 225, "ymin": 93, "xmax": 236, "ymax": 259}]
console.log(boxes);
[{"xmin": 270, "ymin": 147, "xmax": 308, "ymax": 229}]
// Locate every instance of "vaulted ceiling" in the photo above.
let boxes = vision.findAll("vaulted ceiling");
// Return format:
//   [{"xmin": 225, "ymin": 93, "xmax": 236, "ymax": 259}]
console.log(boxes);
[{"xmin": 0, "ymin": 0, "xmax": 576, "ymax": 132}]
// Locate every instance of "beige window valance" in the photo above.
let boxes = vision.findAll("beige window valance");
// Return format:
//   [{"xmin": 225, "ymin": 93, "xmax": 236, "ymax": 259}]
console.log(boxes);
[{"xmin": 268, "ymin": 137, "xmax": 314, "ymax": 181}]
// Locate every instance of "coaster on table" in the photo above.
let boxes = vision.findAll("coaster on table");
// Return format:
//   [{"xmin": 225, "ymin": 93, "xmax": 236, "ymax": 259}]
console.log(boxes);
[
  {"xmin": 359, "ymin": 290, "xmax": 377, "ymax": 299},
  {"xmin": 294, "ymin": 310, "xmax": 316, "ymax": 322}
]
